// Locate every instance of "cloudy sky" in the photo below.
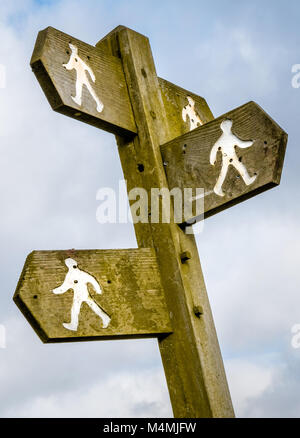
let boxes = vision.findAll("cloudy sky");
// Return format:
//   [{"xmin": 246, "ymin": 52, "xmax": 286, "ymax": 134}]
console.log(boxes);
[{"xmin": 0, "ymin": 0, "xmax": 299, "ymax": 418}]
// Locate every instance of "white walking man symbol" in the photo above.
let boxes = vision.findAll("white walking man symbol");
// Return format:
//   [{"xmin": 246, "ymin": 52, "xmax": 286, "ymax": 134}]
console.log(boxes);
[
  {"xmin": 52, "ymin": 258, "xmax": 110, "ymax": 332},
  {"xmin": 210, "ymin": 119, "xmax": 257, "ymax": 197},
  {"xmin": 63, "ymin": 43, "xmax": 104, "ymax": 113},
  {"xmin": 182, "ymin": 96, "xmax": 203, "ymax": 131}
]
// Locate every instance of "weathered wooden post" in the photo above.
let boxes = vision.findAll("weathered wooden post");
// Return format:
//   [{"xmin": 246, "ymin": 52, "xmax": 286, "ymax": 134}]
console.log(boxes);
[{"xmin": 14, "ymin": 25, "xmax": 287, "ymax": 418}]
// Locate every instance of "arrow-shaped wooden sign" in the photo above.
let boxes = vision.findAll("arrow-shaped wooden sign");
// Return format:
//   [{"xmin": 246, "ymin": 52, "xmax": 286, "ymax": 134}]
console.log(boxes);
[
  {"xmin": 14, "ymin": 249, "xmax": 172, "ymax": 343},
  {"xmin": 161, "ymin": 101, "xmax": 287, "ymax": 223},
  {"xmin": 31, "ymin": 27, "xmax": 137, "ymax": 136}
]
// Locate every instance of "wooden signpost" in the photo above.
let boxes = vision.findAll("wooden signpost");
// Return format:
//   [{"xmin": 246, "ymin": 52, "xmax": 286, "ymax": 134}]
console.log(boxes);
[{"xmin": 14, "ymin": 25, "xmax": 287, "ymax": 418}]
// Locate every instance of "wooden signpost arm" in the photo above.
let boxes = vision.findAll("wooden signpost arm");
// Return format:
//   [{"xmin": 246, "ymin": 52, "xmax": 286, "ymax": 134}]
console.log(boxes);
[{"xmin": 97, "ymin": 26, "xmax": 234, "ymax": 418}]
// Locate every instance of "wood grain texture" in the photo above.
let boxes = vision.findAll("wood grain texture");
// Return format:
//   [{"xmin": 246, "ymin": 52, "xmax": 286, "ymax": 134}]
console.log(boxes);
[
  {"xmin": 31, "ymin": 27, "xmax": 137, "ymax": 137},
  {"xmin": 97, "ymin": 26, "xmax": 234, "ymax": 418},
  {"xmin": 158, "ymin": 77, "xmax": 213, "ymax": 136},
  {"xmin": 161, "ymin": 101, "xmax": 287, "ymax": 222},
  {"xmin": 14, "ymin": 249, "xmax": 172, "ymax": 343}
]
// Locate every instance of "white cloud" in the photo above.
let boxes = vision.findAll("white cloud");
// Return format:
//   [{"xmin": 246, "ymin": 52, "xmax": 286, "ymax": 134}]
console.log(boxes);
[
  {"xmin": 192, "ymin": 23, "xmax": 287, "ymax": 108},
  {"xmin": 226, "ymin": 350, "xmax": 300, "ymax": 418},
  {"xmin": 198, "ymin": 211, "xmax": 300, "ymax": 352},
  {"xmin": 225, "ymin": 357, "xmax": 274, "ymax": 417},
  {"xmin": 1, "ymin": 369, "xmax": 172, "ymax": 418},
  {"xmin": 0, "ymin": 316, "xmax": 171, "ymax": 416}
]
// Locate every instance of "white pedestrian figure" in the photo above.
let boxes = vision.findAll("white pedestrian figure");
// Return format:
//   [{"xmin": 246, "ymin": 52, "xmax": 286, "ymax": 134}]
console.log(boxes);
[
  {"xmin": 63, "ymin": 43, "xmax": 104, "ymax": 113},
  {"xmin": 210, "ymin": 119, "xmax": 257, "ymax": 197},
  {"xmin": 52, "ymin": 258, "xmax": 110, "ymax": 332},
  {"xmin": 182, "ymin": 96, "xmax": 203, "ymax": 131}
]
